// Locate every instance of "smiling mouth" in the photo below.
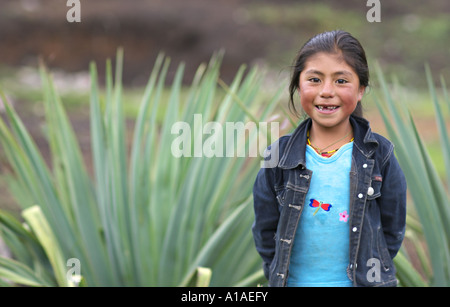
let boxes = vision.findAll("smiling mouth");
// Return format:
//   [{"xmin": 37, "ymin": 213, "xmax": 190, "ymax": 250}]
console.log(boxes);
[{"xmin": 316, "ymin": 105, "xmax": 339, "ymax": 111}]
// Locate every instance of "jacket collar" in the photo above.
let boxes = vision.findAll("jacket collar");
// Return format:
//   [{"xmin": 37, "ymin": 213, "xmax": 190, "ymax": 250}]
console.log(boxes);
[{"xmin": 278, "ymin": 115, "xmax": 379, "ymax": 169}]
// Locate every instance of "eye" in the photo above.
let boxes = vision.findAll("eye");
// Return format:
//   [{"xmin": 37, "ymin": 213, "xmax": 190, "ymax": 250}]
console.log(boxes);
[
  {"xmin": 308, "ymin": 77, "xmax": 321, "ymax": 83},
  {"xmin": 336, "ymin": 79, "xmax": 348, "ymax": 84}
]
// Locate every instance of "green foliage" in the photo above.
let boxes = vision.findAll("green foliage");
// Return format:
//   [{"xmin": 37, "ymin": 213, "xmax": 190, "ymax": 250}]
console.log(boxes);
[
  {"xmin": 1, "ymin": 49, "xmax": 449, "ymax": 287},
  {"xmin": 374, "ymin": 64, "xmax": 450, "ymax": 286},
  {"xmin": 0, "ymin": 50, "xmax": 283, "ymax": 286}
]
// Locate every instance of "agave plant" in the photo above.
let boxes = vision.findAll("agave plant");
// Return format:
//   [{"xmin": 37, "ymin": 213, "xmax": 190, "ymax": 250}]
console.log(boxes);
[
  {"xmin": 374, "ymin": 64, "xmax": 450, "ymax": 286},
  {"xmin": 0, "ymin": 50, "xmax": 285, "ymax": 286},
  {"xmin": 2, "ymin": 48, "xmax": 447, "ymax": 287}
]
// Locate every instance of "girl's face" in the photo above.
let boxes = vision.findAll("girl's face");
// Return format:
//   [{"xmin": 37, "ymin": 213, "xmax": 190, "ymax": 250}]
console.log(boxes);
[{"xmin": 299, "ymin": 52, "xmax": 365, "ymax": 132}]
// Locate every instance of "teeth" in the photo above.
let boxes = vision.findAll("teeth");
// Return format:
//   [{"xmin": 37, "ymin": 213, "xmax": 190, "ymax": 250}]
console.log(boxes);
[{"xmin": 317, "ymin": 106, "xmax": 337, "ymax": 110}]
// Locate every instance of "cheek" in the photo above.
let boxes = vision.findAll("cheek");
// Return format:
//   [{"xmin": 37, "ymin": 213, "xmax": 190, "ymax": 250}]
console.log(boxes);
[
  {"xmin": 299, "ymin": 86, "xmax": 316, "ymax": 109},
  {"xmin": 338, "ymin": 89, "xmax": 360, "ymax": 110}
]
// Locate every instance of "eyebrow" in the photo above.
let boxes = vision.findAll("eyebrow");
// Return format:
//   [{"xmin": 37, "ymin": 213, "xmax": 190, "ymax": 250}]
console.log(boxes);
[{"xmin": 304, "ymin": 69, "xmax": 354, "ymax": 78}]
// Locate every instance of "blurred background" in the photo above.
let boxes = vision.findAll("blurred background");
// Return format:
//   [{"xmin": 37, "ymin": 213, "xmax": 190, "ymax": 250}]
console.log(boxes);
[
  {"xmin": 0, "ymin": 0, "xmax": 449, "ymax": 286},
  {"xmin": 0, "ymin": 0, "xmax": 449, "ymax": 85},
  {"xmin": 0, "ymin": 0, "xmax": 449, "ymax": 210}
]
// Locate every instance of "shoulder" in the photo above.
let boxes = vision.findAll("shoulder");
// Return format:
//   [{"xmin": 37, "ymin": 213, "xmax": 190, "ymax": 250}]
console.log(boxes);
[
  {"xmin": 371, "ymin": 132, "xmax": 395, "ymax": 166},
  {"xmin": 270, "ymin": 134, "xmax": 292, "ymax": 153},
  {"xmin": 372, "ymin": 132, "xmax": 394, "ymax": 152},
  {"xmin": 351, "ymin": 115, "xmax": 394, "ymax": 163},
  {"xmin": 261, "ymin": 134, "xmax": 292, "ymax": 169}
]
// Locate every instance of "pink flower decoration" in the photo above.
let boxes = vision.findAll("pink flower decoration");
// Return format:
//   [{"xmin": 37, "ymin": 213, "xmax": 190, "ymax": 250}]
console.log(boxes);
[{"xmin": 339, "ymin": 210, "xmax": 349, "ymax": 222}]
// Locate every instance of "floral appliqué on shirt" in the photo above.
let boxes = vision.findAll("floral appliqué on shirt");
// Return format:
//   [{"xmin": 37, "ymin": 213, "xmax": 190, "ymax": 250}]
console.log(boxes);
[{"xmin": 339, "ymin": 210, "xmax": 349, "ymax": 222}]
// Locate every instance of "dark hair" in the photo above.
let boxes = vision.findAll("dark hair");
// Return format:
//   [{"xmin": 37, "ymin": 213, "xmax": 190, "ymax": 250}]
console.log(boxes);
[{"xmin": 288, "ymin": 30, "xmax": 369, "ymax": 118}]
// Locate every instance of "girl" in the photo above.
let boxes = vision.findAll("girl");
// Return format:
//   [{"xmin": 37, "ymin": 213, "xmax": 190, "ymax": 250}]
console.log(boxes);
[{"xmin": 252, "ymin": 30, "xmax": 407, "ymax": 287}]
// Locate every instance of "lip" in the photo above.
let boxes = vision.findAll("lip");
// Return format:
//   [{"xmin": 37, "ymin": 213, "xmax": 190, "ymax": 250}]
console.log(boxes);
[{"xmin": 315, "ymin": 105, "xmax": 340, "ymax": 114}]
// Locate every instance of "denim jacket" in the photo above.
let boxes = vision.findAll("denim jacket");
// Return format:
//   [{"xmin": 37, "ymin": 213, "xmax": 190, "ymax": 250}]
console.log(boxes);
[{"xmin": 252, "ymin": 115, "xmax": 407, "ymax": 287}]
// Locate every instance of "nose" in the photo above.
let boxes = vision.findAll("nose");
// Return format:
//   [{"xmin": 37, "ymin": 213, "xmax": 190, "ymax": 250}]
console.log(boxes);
[{"xmin": 320, "ymin": 81, "xmax": 335, "ymax": 98}]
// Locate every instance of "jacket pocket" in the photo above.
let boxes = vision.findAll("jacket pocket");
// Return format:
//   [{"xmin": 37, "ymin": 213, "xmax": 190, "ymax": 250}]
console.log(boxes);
[
  {"xmin": 377, "ymin": 226, "xmax": 394, "ymax": 271},
  {"xmin": 367, "ymin": 175, "xmax": 382, "ymax": 200}
]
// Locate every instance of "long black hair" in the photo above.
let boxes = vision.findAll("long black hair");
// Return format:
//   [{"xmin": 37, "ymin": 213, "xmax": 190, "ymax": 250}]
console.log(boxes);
[{"xmin": 288, "ymin": 30, "xmax": 369, "ymax": 118}]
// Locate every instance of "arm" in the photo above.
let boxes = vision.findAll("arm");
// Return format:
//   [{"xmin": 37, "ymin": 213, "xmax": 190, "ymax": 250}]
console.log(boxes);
[
  {"xmin": 379, "ymin": 150, "xmax": 407, "ymax": 259},
  {"xmin": 252, "ymin": 165, "xmax": 280, "ymax": 279}
]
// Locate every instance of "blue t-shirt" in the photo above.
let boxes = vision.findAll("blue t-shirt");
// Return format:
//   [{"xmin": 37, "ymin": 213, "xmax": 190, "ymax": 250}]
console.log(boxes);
[{"xmin": 287, "ymin": 142, "xmax": 353, "ymax": 287}]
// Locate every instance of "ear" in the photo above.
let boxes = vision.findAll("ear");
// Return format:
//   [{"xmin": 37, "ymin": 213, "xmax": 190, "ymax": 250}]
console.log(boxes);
[{"xmin": 357, "ymin": 85, "xmax": 366, "ymax": 102}]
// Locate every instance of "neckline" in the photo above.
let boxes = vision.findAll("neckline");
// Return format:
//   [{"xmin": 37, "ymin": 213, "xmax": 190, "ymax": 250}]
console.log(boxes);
[
  {"xmin": 306, "ymin": 130, "xmax": 354, "ymax": 158},
  {"xmin": 306, "ymin": 141, "xmax": 353, "ymax": 163}
]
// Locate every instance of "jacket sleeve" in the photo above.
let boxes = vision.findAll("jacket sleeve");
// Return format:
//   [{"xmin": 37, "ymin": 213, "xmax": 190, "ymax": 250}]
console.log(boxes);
[
  {"xmin": 379, "ymin": 148, "xmax": 407, "ymax": 259},
  {"xmin": 252, "ymin": 164, "xmax": 280, "ymax": 279}
]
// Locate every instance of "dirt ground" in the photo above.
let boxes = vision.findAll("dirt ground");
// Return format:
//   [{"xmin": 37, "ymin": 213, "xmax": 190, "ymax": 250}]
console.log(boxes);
[
  {"xmin": 1, "ymin": 0, "xmax": 292, "ymax": 85},
  {"xmin": 2, "ymin": 0, "xmax": 448, "ymax": 85}
]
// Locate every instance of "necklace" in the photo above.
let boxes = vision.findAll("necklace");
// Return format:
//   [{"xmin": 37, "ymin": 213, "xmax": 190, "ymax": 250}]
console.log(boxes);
[{"xmin": 307, "ymin": 130, "xmax": 354, "ymax": 157}]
